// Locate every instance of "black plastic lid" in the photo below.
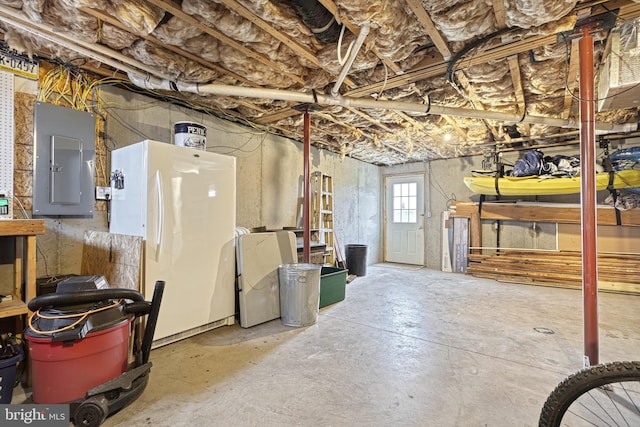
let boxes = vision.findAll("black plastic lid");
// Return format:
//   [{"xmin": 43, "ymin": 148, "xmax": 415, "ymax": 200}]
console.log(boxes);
[{"xmin": 26, "ymin": 302, "xmax": 130, "ymax": 342}]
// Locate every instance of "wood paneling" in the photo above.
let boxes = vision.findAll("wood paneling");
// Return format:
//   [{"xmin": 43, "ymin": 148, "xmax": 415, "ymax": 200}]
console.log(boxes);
[{"xmin": 81, "ymin": 231, "xmax": 143, "ymax": 290}]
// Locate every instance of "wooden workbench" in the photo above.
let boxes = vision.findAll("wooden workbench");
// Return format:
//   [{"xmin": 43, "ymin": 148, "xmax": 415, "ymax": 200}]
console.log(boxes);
[{"xmin": 0, "ymin": 219, "xmax": 45, "ymax": 319}]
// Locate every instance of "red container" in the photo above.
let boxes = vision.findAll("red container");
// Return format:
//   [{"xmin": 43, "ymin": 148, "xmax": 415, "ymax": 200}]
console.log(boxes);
[{"xmin": 27, "ymin": 318, "xmax": 132, "ymax": 403}]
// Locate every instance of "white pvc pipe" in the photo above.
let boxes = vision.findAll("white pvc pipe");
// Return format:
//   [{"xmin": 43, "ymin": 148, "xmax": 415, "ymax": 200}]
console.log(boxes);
[
  {"xmin": 3, "ymin": 1, "xmax": 634, "ymax": 135},
  {"xmin": 0, "ymin": 5, "xmax": 174, "ymax": 81},
  {"xmin": 127, "ymin": 75, "xmax": 638, "ymax": 133},
  {"xmin": 331, "ymin": 25, "xmax": 370, "ymax": 97}
]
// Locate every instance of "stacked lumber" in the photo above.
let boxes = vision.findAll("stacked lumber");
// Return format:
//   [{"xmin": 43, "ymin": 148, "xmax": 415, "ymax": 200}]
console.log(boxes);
[{"xmin": 467, "ymin": 251, "xmax": 640, "ymax": 295}]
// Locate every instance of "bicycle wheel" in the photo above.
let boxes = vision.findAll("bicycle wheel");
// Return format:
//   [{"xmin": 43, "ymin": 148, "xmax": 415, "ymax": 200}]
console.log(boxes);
[{"xmin": 539, "ymin": 361, "xmax": 640, "ymax": 426}]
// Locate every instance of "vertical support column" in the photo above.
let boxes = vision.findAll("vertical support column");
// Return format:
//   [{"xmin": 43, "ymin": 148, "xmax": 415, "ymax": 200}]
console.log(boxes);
[
  {"xmin": 579, "ymin": 27, "xmax": 598, "ymax": 366},
  {"xmin": 303, "ymin": 111, "xmax": 311, "ymax": 263}
]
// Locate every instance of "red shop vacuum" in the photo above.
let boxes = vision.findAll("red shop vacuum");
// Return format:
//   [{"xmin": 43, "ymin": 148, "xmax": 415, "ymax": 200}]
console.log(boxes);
[{"xmin": 25, "ymin": 278, "xmax": 164, "ymax": 427}]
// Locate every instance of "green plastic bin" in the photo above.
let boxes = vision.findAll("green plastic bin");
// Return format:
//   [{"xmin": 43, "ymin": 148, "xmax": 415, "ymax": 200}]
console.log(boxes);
[{"xmin": 319, "ymin": 267, "xmax": 347, "ymax": 308}]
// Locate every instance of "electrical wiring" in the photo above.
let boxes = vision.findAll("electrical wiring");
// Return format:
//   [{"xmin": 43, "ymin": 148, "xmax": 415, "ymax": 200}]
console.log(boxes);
[
  {"xmin": 38, "ymin": 61, "xmax": 276, "ymax": 156},
  {"xmin": 13, "ymin": 195, "xmax": 29, "ymax": 219},
  {"xmin": 38, "ymin": 64, "xmax": 95, "ymax": 112},
  {"xmin": 208, "ymin": 132, "xmax": 267, "ymax": 156},
  {"xmin": 116, "ymin": 81, "xmax": 272, "ymax": 133},
  {"xmin": 337, "ymin": 24, "xmax": 354, "ymax": 66},
  {"xmin": 428, "ymin": 162, "xmax": 456, "ymax": 204},
  {"xmin": 28, "ymin": 299, "xmax": 123, "ymax": 335},
  {"xmin": 376, "ymin": 61, "xmax": 389, "ymax": 101},
  {"xmin": 105, "ymin": 108, "xmax": 151, "ymax": 140},
  {"xmin": 445, "ymin": 27, "xmax": 513, "ymax": 84}
]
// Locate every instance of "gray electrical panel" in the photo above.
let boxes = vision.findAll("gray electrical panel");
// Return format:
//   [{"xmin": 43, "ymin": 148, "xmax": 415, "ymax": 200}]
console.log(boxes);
[{"xmin": 33, "ymin": 102, "xmax": 95, "ymax": 216}]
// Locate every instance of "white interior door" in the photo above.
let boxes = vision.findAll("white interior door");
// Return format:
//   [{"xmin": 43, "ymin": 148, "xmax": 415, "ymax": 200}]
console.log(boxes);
[{"xmin": 385, "ymin": 174, "xmax": 425, "ymax": 265}]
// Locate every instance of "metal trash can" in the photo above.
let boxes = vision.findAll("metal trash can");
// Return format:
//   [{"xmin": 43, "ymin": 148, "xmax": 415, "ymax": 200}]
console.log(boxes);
[
  {"xmin": 345, "ymin": 244, "xmax": 368, "ymax": 276},
  {"xmin": 278, "ymin": 263, "xmax": 321, "ymax": 327}
]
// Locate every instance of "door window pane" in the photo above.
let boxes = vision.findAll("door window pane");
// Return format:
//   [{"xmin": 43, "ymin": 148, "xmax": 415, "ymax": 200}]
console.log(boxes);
[{"xmin": 392, "ymin": 181, "xmax": 418, "ymax": 223}]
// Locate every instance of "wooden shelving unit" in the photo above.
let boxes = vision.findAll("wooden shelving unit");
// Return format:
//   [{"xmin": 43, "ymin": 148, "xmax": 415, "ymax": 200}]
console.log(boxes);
[
  {"xmin": 312, "ymin": 172, "xmax": 334, "ymax": 265},
  {"xmin": 0, "ymin": 219, "xmax": 45, "ymax": 320},
  {"xmin": 450, "ymin": 201, "xmax": 640, "ymax": 295}
]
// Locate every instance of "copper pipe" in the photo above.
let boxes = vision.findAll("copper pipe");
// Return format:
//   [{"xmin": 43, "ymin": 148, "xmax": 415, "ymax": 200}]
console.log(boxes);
[
  {"xmin": 303, "ymin": 111, "xmax": 311, "ymax": 263},
  {"xmin": 579, "ymin": 27, "xmax": 599, "ymax": 366}
]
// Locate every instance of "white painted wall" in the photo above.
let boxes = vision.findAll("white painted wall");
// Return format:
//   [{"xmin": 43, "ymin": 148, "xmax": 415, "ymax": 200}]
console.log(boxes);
[
  {"xmin": 34, "ymin": 86, "xmax": 381, "ymax": 277},
  {"xmin": 382, "ymin": 156, "xmax": 484, "ymax": 270}
]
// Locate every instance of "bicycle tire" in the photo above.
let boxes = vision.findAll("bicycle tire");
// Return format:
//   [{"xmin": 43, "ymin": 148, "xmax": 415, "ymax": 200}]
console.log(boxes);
[{"xmin": 539, "ymin": 361, "xmax": 640, "ymax": 426}]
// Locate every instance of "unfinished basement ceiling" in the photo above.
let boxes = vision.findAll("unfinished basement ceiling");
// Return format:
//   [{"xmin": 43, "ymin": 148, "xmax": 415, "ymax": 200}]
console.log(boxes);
[{"xmin": 1, "ymin": 0, "xmax": 640, "ymax": 165}]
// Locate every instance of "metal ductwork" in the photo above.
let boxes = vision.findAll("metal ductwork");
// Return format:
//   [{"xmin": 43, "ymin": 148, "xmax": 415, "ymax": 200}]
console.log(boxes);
[{"xmin": 286, "ymin": 0, "xmax": 341, "ymax": 43}]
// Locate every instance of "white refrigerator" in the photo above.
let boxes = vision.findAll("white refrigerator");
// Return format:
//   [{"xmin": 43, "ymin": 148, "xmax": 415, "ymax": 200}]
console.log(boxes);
[{"xmin": 109, "ymin": 140, "xmax": 236, "ymax": 346}]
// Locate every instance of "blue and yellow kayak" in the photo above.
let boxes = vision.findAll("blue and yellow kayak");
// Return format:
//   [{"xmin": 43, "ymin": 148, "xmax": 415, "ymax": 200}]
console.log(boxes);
[{"xmin": 463, "ymin": 169, "xmax": 640, "ymax": 196}]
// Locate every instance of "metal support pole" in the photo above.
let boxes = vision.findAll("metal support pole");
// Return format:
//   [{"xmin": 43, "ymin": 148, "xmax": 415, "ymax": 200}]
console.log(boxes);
[
  {"xmin": 579, "ymin": 27, "xmax": 599, "ymax": 367},
  {"xmin": 303, "ymin": 111, "xmax": 311, "ymax": 263}
]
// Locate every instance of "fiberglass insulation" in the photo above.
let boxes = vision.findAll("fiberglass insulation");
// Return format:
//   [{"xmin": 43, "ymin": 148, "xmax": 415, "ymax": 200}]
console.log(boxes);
[{"xmin": 1, "ymin": 0, "xmax": 637, "ymax": 164}]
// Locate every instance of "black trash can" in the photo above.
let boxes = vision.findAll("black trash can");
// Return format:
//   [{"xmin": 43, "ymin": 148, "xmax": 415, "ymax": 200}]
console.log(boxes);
[{"xmin": 345, "ymin": 244, "xmax": 367, "ymax": 276}]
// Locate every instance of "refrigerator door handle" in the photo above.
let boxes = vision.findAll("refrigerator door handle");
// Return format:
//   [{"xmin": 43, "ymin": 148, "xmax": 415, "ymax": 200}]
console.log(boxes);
[{"xmin": 155, "ymin": 171, "xmax": 164, "ymax": 262}]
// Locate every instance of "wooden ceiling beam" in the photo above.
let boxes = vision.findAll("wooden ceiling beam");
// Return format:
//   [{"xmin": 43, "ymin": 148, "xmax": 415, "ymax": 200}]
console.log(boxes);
[
  {"xmin": 611, "ymin": 0, "xmax": 640, "ymax": 21},
  {"xmin": 253, "ymin": 31, "xmax": 562, "ymax": 126},
  {"xmin": 313, "ymin": 112, "xmax": 410, "ymax": 156},
  {"xmin": 82, "ymin": 7, "xmax": 255, "ymax": 86},
  {"xmin": 442, "ymin": 115, "xmax": 468, "ymax": 139},
  {"xmin": 390, "ymin": 111, "xmax": 443, "ymax": 156},
  {"xmin": 254, "ymin": 108, "xmax": 300, "ymax": 125},
  {"xmin": 348, "ymin": 33, "xmax": 559, "ymax": 98},
  {"xmin": 317, "ymin": 0, "xmax": 401, "ymax": 75},
  {"xmin": 80, "ymin": 63, "xmax": 128, "ymax": 80},
  {"xmin": 345, "ymin": 107, "xmax": 396, "ymax": 133},
  {"xmin": 562, "ymin": 39, "xmax": 580, "ymax": 119},
  {"xmin": 492, "ymin": 0, "xmax": 507, "ymax": 29},
  {"xmin": 219, "ymin": 0, "xmax": 316, "ymax": 66},
  {"xmin": 507, "ymin": 56, "xmax": 525, "ymax": 113},
  {"xmin": 454, "ymin": 71, "xmax": 502, "ymax": 140},
  {"xmin": 146, "ymin": 0, "xmax": 306, "ymax": 85},
  {"xmin": 219, "ymin": 0, "xmax": 355, "ymax": 87},
  {"xmin": 506, "ymin": 54, "xmax": 530, "ymax": 135},
  {"xmin": 405, "ymin": 0, "xmax": 451, "ymax": 59}
]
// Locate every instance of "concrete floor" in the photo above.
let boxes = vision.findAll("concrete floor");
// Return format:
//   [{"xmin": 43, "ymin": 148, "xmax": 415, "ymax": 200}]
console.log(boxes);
[{"xmin": 18, "ymin": 264, "xmax": 640, "ymax": 426}]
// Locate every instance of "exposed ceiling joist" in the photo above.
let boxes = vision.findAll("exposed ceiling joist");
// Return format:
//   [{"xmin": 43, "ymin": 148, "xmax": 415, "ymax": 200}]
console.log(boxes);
[
  {"xmin": 217, "ymin": 0, "xmax": 356, "ymax": 87},
  {"xmin": 405, "ymin": 0, "xmax": 452, "ymax": 59},
  {"xmin": 348, "ymin": 33, "xmax": 560, "ymax": 98},
  {"xmin": 345, "ymin": 107, "xmax": 396, "ymax": 133},
  {"xmin": 254, "ymin": 108, "xmax": 299, "ymax": 125},
  {"xmin": 256, "ymin": 27, "xmax": 562, "ymax": 125},
  {"xmin": 506, "ymin": 54, "xmax": 529, "ymax": 135},
  {"xmin": 507, "ymin": 56, "xmax": 525, "ymax": 114},
  {"xmin": 562, "ymin": 39, "xmax": 580, "ymax": 120},
  {"xmin": 317, "ymin": 0, "xmax": 402, "ymax": 74},
  {"xmin": 4, "ymin": 0, "xmax": 640, "ymax": 166},
  {"xmin": 454, "ymin": 71, "xmax": 502, "ymax": 141},
  {"xmin": 493, "ymin": 0, "xmax": 507, "ymax": 29},
  {"xmin": 442, "ymin": 115, "xmax": 468, "ymax": 139},
  {"xmin": 146, "ymin": 0, "xmax": 306, "ymax": 85},
  {"xmin": 81, "ymin": 7, "xmax": 254, "ymax": 86}
]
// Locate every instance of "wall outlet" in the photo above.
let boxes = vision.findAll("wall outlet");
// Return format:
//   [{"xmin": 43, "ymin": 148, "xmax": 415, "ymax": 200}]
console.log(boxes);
[{"xmin": 95, "ymin": 186, "xmax": 112, "ymax": 200}]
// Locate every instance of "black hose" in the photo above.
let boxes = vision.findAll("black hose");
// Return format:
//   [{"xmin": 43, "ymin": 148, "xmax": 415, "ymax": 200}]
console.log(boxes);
[
  {"xmin": 286, "ymin": 0, "xmax": 341, "ymax": 43},
  {"xmin": 28, "ymin": 289, "xmax": 145, "ymax": 311},
  {"xmin": 445, "ymin": 27, "xmax": 513, "ymax": 84},
  {"xmin": 141, "ymin": 281, "xmax": 165, "ymax": 364}
]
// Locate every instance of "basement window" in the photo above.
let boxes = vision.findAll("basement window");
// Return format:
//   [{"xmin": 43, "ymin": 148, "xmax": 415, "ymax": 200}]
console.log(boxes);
[{"xmin": 393, "ymin": 183, "xmax": 417, "ymax": 223}]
